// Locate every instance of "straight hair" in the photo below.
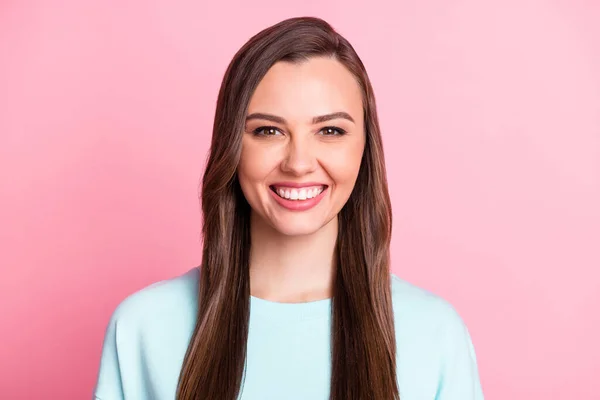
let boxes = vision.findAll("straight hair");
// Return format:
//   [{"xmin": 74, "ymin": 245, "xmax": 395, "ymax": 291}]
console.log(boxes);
[{"xmin": 177, "ymin": 16, "xmax": 398, "ymax": 400}]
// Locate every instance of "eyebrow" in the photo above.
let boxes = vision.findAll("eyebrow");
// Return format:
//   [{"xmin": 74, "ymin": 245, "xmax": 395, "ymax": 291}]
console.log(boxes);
[{"xmin": 245, "ymin": 111, "xmax": 355, "ymax": 125}]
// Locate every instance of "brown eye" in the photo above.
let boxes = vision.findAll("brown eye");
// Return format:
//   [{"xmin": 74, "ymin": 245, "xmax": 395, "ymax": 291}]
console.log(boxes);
[
  {"xmin": 253, "ymin": 126, "xmax": 282, "ymax": 136},
  {"xmin": 320, "ymin": 126, "xmax": 347, "ymax": 136}
]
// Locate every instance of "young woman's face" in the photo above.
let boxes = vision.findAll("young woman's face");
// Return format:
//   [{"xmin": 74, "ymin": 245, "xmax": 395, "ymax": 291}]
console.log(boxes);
[{"xmin": 238, "ymin": 56, "xmax": 366, "ymax": 236}]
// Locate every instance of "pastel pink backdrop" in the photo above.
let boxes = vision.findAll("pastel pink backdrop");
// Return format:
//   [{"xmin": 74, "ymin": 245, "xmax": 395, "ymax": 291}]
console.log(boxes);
[{"xmin": 1, "ymin": 1, "xmax": 599, "ymax": 399}]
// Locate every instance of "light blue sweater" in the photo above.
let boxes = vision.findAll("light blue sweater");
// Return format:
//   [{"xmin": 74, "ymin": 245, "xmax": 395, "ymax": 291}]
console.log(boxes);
[{"xmin": 94, "ymin": 267, "xmax": 484, "ymax": 399}]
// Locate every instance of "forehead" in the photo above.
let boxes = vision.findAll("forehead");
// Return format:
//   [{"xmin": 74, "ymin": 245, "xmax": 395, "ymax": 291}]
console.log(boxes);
[{"xmin": 247, "ymin": 57, "xmax": 364, "ymax": 124}]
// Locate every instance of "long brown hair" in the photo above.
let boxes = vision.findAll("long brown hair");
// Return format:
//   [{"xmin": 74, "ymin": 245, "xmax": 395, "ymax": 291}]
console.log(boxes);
[{"xmin": 177, "ymin": 16, "xmax": 398, "ymax": 400}]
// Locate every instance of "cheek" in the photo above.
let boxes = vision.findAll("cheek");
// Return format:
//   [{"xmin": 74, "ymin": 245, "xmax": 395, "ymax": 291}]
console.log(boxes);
[
  {"xmin": 237, "ymin": 146, "xmax": 257, "ymax": 199},
  {"xmin": 238, "ymin": 142, "xmax": 277, "ymax": 188},
  {"xmin": 322, "ymin": 143, "xmax": 364, "ymax": 186}
]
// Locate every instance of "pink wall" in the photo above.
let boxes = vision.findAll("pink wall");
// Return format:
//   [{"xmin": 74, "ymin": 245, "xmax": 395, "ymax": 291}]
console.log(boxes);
[{"xmin": 1, "ymin": 1, "xmax": 599, "ymax": 398}]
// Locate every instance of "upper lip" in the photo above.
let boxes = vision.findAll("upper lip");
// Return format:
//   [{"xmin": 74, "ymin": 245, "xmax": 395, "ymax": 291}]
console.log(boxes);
[{"xmin": 270, "ymin": 181, "xmax": 328, "ymax": 188}]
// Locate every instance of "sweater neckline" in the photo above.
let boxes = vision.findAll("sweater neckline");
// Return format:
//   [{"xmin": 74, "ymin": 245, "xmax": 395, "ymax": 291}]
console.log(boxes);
[
  {"xmin": 250, "ymin": 292, "xmax": 332, "ymax": 321},
  {"xmin": 190, "ymin": 267, "xmax": 332, "ymax": 321}
]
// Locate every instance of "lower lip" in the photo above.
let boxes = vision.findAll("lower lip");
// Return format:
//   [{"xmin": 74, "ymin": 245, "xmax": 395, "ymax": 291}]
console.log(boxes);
[{"xmin": 269, "ymin": 186, "xmax": 328, "ymax": 211}]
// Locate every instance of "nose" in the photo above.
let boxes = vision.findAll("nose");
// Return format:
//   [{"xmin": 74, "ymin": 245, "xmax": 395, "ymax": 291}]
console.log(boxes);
[{"xmin": 280, "ymin": 134, "xmax": 317, "ymax": 176}]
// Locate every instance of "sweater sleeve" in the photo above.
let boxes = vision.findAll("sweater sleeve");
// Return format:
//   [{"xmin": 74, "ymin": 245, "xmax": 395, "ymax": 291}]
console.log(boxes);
[
  {"xmin": 93, "ymin": 308, "xmax": 125, "ymax": 400},
  {"xmin": 434, "ymin": 307, "xmax": 485, "ymax": 400}
]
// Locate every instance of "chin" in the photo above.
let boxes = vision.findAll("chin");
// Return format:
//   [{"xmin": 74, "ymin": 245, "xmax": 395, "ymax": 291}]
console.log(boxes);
[{"xmin": 269, "ymin": 219, "xmax": 325, "ymax": 237}]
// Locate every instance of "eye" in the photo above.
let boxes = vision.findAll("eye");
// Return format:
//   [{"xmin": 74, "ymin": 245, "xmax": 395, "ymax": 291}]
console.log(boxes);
[
  {"xmin": 320, "ymin": 126, "xmax": 347, "ymax": 136},
  {"xmin": 251, "ymin": 125, "xmax": 347, "ymax": 137},
  {"xmin": 252, "ymin": 126, "xmax": 282, "ymax": 136}
]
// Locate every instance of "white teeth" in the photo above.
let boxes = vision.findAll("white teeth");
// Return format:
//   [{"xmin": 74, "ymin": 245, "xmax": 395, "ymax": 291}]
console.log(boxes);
[{"xmin": 274, "ymin": 186, "xmax": 325, "ymax": 201}]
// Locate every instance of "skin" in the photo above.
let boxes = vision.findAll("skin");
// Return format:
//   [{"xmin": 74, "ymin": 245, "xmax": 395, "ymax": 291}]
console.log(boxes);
[{"xmin": 238, "ymin": 56, "xmax": 365, "ymax": 303}]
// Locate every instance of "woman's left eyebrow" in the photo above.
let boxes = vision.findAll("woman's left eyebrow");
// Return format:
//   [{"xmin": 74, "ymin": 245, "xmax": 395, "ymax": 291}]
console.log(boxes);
[{"xmin": 245, "ymin": 112, "xmax": 355, "ymax": 125}]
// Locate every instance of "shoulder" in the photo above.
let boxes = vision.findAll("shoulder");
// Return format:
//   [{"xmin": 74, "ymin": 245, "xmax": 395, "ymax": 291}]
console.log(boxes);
[
  {"xmin": 108, "ymin": 266, "xmax": 200, "ymax": 328},
  {"xmin": 390, "ymin": 272, "xmax": 470, "ymax": 339},
  {"xmin": 389, "ymin": 273, "xmax": 483, "ymax": 398},
  {"xmin": 94, "ymin": 268, "xmax": 200, "ymax": 398}
]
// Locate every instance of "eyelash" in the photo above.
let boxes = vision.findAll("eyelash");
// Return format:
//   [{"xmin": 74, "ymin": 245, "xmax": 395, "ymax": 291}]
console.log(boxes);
[{"xmin": 252, "ymin": 126, "xmax": 347, "ymax": 137}]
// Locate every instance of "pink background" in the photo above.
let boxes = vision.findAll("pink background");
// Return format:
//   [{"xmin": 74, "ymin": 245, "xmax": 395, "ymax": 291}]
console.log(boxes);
[{"xmin": 1, "ymin": 1, "xmax": 599, "ymax": 399}]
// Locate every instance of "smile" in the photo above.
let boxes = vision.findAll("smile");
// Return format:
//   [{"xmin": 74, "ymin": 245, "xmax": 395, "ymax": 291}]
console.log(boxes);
[
  {"xmin": 268, "ymin": 184, "xmax": 328, "ymax": 211},
  {"xmin": 270, "ymin": 185, "xmax": 325, "ymax": 200}
]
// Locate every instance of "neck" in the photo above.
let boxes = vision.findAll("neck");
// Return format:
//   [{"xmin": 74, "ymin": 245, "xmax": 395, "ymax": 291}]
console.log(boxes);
[{"xmin": 248, "ymin": 211, "xmax": 338, "ymax": 303}]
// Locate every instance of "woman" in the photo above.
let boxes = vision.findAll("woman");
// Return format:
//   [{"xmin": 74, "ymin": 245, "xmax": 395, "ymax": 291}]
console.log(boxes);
[{"xmin": 94, "ymin": 16, "xmax": 484, "ymax": 400}]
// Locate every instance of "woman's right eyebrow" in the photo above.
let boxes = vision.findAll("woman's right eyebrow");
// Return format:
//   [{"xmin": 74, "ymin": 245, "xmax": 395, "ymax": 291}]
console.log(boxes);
[
  {"xmin": 245, "ymin": 113, "xmax": 286, "ymax": 124},
  {"xmin": 245, "ymin": 112, "xmax": 355, "ymax": 125}
]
